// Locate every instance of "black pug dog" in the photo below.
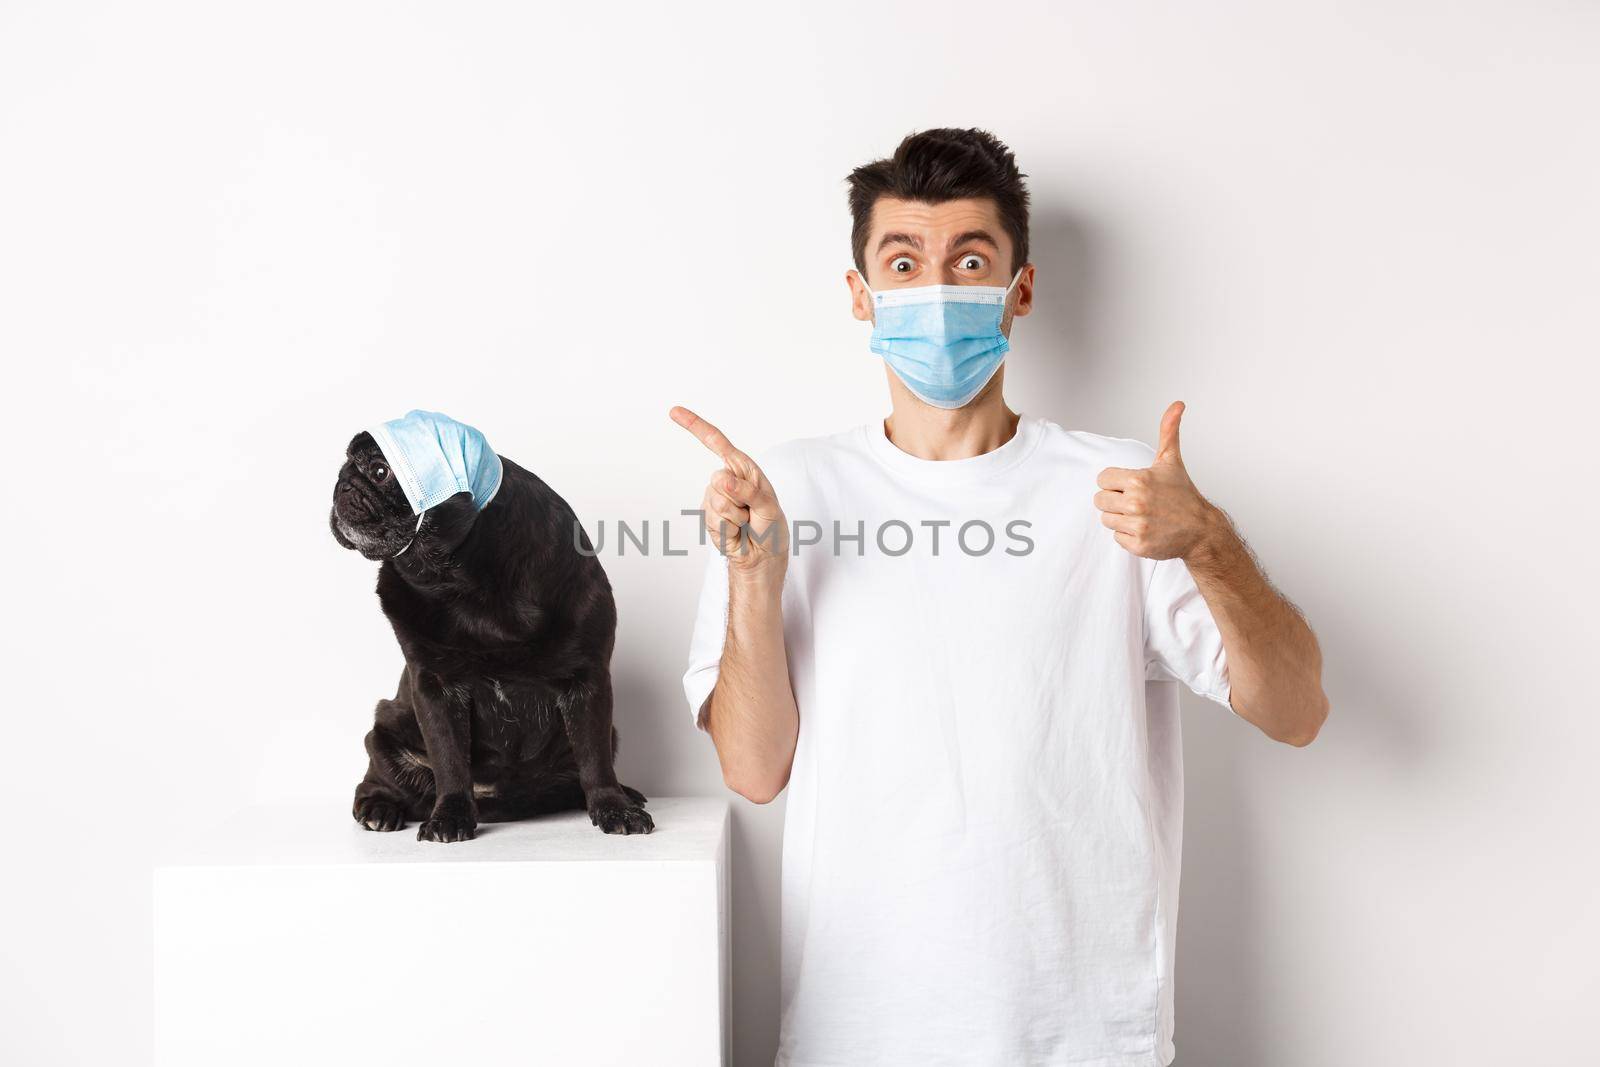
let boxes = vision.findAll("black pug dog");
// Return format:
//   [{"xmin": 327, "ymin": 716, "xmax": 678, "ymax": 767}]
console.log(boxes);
[{"xmin": 330, "ymin": 428, "xmax": 653, "ymax": 842}]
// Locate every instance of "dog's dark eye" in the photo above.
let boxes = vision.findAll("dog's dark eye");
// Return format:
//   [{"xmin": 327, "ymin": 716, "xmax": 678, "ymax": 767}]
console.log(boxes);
[{"xmin": 372, "ymin": 465, "xmax": 389, "ymax": 483}]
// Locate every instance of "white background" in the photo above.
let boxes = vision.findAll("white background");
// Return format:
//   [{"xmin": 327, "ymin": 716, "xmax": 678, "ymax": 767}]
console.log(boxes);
[{"xmin": 3, "ymin": 2, "xmax": 1596, "ymax": 1064}]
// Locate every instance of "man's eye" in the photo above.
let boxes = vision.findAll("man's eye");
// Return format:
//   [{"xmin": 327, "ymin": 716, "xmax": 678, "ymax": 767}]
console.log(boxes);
[
  {"xmin": 890, "ymin": 256, "xmax": 916, "ymax": 274},
  {"xmin": 959, "ymin": 254, "xmax": 987, "ymax": 271},
  {"xmin": 373, "ymin": 465, "xmax": 389, "ymax": 482}
]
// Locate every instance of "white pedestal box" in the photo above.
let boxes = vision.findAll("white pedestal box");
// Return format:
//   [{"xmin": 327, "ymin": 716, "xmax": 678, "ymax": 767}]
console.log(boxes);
[{"xmin": 153, "ymin": 796, "xmax": 730, "ymax": 1066}]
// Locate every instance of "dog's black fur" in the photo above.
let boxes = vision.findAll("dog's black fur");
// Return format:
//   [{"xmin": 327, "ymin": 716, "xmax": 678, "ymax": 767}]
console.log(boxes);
[{"xmin": 330, "ymin": 430, "xmax": 652, "ymax": 842}]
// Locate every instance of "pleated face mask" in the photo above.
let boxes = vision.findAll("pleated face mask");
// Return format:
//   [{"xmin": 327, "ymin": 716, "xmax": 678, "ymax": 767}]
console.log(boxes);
[
  {"xmin": 366, "ymin": 410, "xmax": 503, "ymax": 552},
  {"xmin": 863, "ymin": 269, "xmax": 1022, "ymax": 409}
]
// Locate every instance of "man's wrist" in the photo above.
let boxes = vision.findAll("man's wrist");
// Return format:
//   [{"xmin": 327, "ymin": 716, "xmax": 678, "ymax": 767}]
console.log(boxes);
[
  {"xmin": 1183, "ymin": 501, "xmax": 1238, "ymax": 576},
  {"xmin": 729, "ymin": 560, "xmax": 787, "ymax": 601}
]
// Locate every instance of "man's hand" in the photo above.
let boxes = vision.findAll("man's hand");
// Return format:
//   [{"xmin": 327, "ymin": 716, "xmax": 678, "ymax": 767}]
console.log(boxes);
[
  {"xmin": 1095, "ymin": 401, "xmax": 1329, "ymax": 745},
  {"xmin": 1093, "ymin": 401, "xmax": 1220, "ymax": 562},
  {"xmin": 671, "ymin": 405, "xmax": 799, "ymax": 796},
  {"xmin": 670, "ymin": 406, "xmax": 789, "ymax": 581}
]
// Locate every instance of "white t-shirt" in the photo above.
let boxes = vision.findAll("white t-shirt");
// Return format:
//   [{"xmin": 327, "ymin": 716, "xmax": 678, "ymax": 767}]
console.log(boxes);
[{"xmin": 683, "ymin": 414, "xmax": 1233, "ymax": 1067}]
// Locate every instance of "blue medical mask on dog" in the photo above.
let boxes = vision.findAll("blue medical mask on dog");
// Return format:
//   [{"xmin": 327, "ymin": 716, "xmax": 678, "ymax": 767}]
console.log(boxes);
[
  {"xmin": 863, "ymin": 270, "xmax": 1023, "ymax": 409},
  {"xmin": 367, "ymin": 410, "xmax": 503, "ymax": 553}
]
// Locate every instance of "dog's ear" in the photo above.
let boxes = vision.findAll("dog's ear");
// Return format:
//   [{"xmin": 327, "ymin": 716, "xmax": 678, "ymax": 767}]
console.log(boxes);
[{"xmin": 416, "ymin": 491, "xmax": 479, "ymax": 558}]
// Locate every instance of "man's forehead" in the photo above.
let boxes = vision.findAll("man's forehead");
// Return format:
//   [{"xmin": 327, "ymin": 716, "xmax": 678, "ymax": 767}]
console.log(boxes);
[{"xmin": 870, "ymin": 197, "xmax": 1004, "ymax": 242}]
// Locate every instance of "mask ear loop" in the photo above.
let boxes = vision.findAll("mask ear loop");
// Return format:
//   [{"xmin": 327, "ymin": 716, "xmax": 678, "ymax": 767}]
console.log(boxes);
[
  {"xmin": 1001, "ymin": 267, "xmax": 1025, "ymax": 320},
  {"xmin": 391, "ymin": 512, "xmax": 425, "ymax": 559}
]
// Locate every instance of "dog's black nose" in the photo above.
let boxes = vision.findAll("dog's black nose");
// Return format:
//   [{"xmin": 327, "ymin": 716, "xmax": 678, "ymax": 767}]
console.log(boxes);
[{"xmin": 335, "ymin": 481, "xmax": 371, "ymax": 519}]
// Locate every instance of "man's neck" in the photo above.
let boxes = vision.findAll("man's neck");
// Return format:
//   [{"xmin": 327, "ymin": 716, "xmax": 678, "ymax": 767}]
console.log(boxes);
[{"xmin": 883, "ymin": 386, "xmax": 1021, "ymax": 461}]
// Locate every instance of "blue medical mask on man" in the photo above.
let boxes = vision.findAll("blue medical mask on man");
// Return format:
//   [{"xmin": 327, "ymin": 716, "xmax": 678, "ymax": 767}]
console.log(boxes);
[
  {"xmin": 862, "ymin": 269, "xmax": 1023, "ymax": 409},
  {"xmin": 367, "ymin": 409, "xmax": 503, "ymax": 554}
]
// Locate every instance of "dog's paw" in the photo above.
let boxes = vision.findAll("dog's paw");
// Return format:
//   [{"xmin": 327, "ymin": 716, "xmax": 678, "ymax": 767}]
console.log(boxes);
[
  {"xmin": 588, "ymin": 791, "xmax": 655, "ymax": 835},
  {"xmin": 353, "ymin": 796, "xmax": 407, "ymax": 832},
  {"xmin": 417, "ymin": 795, "xmax": 477, "ymax": 843},
  {"xmin": 417, "ymin": 813, "xmax": 477, "ymax": 843}
]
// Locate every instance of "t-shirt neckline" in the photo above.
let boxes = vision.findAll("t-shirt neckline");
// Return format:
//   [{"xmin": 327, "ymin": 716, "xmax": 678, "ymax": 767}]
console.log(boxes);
[{"xmin": 862, "ymin": 413, "xmax": 1044, "ymax": 485}]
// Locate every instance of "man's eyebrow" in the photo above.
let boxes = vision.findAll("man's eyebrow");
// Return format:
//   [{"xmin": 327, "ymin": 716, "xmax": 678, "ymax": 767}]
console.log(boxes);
[
  {"xmin": 950, "ymin": 229, "xmax": 999, "ymax": 250},
  {"xmin": 876, "ymin": 232, "xmax": 923, "ymax": 253}
]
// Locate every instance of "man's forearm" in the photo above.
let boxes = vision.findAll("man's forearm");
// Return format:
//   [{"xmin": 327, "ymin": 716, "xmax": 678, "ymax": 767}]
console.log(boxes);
[
  {"xmin": 705, "ymin": 570, "xmax": 800, "ymax": 802},
  {"xmin": 1186, "ymin": 506, "xmax": 1329, "ymax": 746}
]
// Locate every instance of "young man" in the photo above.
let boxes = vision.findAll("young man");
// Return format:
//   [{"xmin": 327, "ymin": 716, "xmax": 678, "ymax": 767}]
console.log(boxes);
[{"xmin": 672, "ymin": 128, "xmax": 1326, "ymax": 1067}]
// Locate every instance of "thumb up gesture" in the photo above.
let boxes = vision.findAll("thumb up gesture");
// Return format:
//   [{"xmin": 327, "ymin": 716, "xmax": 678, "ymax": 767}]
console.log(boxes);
[{"xmin": 1093, "ymin": 401, "xmax": 1218, "ymax": 561}]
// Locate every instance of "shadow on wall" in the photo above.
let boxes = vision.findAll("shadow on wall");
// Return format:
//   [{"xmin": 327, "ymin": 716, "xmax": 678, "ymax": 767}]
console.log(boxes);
[
  {"xmin": 1025, "ymin": 200, "xmax": 1439, "ymax": 1066},
  {"xmin": 1175, "ymin": 609, "xmax": 1431, "ymax": 1067},
  {"xmin": 1016, "ymin": 203, "xmax": 1106, "ymax": 413},
  {"xmin": 1173, "ymin": 703, "xmax": 1264, "ymax": 1067},
  {"xmin": 611, "ymin": 649, "xmax": 787, "ymax": 1067},
  {"xmin": 1028, "ymin": 200, "xmax": 1267, "ymax": 1066}
]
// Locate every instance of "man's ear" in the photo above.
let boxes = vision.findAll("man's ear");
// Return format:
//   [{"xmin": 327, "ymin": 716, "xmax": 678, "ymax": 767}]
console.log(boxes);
[
  {"xmin": 846, "ymin": 269, "xmax": 874, "ymax": 323},
  {"xmin": 1001, "ymin": 264, "xmax": 1036, "ymax": 338},
  {"xmin": 1012, "ymin": 263, "xmax": 1036, "ymax": 318}
]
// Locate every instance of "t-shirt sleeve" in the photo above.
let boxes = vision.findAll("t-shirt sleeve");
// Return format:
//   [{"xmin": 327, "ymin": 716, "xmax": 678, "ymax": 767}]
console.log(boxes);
[
  {"xmin": 1143, "ymin": 555, "xmax": 1235, "ymax": 713},
  {"xmin": 683, "ymin": 546, "xmax": 731, "ymax": 732}
]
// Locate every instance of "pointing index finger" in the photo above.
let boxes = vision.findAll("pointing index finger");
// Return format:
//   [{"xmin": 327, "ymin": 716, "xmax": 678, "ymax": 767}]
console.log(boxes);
[{"xmin": 670, "ymin": 405, "xmax": 747, "ymax": 466}]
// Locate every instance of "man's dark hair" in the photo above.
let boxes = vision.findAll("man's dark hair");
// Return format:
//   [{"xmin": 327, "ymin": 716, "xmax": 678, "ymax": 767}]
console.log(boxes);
[{"xmin": 846, "ymin": 128, "xmax": 1031, "ymax": 277}]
